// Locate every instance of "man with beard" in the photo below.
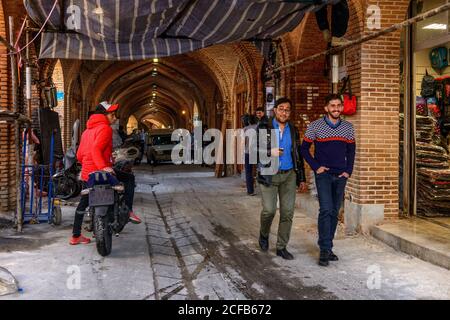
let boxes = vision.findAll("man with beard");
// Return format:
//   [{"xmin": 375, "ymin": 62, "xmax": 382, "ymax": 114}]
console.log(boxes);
[
  {"xmin": 301, "ymin": 94, "xmax": 356, "ymax": 266},
  {"xmin": 257, "ymin": 98, "xmax": 307, "ymax": 260}
]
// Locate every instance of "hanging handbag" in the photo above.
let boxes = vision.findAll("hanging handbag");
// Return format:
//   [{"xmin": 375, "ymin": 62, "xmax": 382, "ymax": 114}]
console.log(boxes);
[{"xmin": 340, "ymin": 76, "xmax": 357, "ymax": 115}]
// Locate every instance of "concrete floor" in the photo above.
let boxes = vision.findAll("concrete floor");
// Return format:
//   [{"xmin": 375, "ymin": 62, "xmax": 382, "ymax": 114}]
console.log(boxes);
[{"xmin": 1, "ymin": 164, "xmax": 450, "ymax": 300}]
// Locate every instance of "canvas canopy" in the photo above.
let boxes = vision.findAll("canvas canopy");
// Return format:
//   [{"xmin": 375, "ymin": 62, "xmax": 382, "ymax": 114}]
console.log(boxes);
[{"xmin": 24, "ymin": 0, "xmax": 337, "ymax": 61}]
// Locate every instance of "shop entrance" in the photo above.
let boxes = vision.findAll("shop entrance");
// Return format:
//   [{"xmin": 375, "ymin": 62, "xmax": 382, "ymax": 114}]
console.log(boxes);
[{"xmin": 401, "ymin": 0, "xmax": 450, "ymax": 220}]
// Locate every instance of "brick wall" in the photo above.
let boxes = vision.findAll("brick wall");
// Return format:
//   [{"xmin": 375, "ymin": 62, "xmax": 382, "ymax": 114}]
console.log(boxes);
[
  {"xmin": 350, "ymin": 0, "xmax": 410, "ymax": 218},
  {"xmin": 0, "ymin": 0, "xmax": 12, "ymax": 215},
  {"xmin": 288, "ymin": 13, "xmax": 330, "ymax": 135},
  {"xmin": 0, "ymin": 1, "xmax": 21, "ymax": 216}
]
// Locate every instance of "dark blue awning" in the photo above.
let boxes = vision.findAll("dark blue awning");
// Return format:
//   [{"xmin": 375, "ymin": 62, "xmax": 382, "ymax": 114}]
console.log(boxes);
[{"xmin": 24, "ymin": 0, "xmax": 338, "ymax": 60}]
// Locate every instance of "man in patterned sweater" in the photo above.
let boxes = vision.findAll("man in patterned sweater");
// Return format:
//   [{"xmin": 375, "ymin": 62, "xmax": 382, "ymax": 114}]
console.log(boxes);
[{"xmin": 300, "ymin": 94, "xmax": 356, "ymax": 267}]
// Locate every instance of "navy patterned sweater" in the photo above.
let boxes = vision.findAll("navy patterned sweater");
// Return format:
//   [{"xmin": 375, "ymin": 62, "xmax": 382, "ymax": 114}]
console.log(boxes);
[{"xmin": 300, "ymin": 116, "xmax": 356, "ymax": 176}]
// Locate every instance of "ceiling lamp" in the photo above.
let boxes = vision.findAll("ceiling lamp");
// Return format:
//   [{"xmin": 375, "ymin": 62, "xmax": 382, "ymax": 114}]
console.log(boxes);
[{"xmin": 423, "ymin": 23, "xmax": 447, "ymax": 30}]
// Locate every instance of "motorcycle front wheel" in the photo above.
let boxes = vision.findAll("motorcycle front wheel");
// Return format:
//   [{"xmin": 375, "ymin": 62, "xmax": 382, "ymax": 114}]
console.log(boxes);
[{"xmin": 93, "ymin": 209, "xmax": 112, "ymax": 257}]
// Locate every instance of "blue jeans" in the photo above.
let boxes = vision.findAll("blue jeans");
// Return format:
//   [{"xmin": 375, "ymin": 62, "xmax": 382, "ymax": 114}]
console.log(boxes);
[
  {"xmin": 315, "ymin": 172, "xmax": 347, "ymax": 251},
  {"xmin": 244, "ymin": 153, "xmax": 254, "ymax": 194}
]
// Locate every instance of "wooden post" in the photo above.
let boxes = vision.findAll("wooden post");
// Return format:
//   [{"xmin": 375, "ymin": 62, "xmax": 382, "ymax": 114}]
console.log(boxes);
[{"xmin": 9, "ymin": 16, "xmax": 23, "ymax": 232}]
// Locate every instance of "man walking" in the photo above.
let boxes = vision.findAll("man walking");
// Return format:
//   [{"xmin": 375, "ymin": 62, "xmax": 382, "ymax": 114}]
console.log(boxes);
[
  {"xmin": 257, "ymin": 98, "xmax": 307, "ymax": 260},
  {"xmin": 300, "ymin": 94, "xmax": 356, "ymax": 266}
]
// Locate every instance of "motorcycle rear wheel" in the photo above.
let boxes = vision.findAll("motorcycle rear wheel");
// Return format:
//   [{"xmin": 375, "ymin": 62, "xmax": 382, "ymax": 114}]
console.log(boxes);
[{"xmin": 93, "ymin": 211, "xmax": 112, "ymax": 257}]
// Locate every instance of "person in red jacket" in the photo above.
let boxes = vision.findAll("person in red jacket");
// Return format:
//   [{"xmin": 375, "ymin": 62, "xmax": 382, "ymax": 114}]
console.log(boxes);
[{"xmin": 70, "ymin": 102, "xmax": 141, "ymax": 245}]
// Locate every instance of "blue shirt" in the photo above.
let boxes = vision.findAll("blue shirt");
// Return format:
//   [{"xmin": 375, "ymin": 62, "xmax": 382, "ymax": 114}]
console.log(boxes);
[
  {"xmin": 324, "ymin": 116, "xmax": 341, "ymax": 129},
  {"xmin": 273, "ymin": 118, "xmax": 293, "ymax": 170}
]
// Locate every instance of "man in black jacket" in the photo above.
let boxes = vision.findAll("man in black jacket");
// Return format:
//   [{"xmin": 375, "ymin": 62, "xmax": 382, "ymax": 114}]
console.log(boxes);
[{"xmin": 256, "ymin": 97, "xmax": 307, "ymax": 260}]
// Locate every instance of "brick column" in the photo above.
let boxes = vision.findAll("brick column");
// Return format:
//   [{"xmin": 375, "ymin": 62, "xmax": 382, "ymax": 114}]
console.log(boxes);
[{"xmin": 344, "ymin": 1, "xmax": 410, "ymax": 232}]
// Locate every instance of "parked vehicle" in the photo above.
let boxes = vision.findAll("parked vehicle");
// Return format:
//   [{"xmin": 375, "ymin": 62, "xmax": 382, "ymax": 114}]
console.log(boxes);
[
  {"xmin": 53, "ymin": 120, "xmax": 82, "ymax": 200},
  {"xmin": 146, "ymin": 129, "xmax": 177, "ymax": 165},
  {"xmin": 120, "ymin": 135, "xmax": 144, "ymax": 164}
]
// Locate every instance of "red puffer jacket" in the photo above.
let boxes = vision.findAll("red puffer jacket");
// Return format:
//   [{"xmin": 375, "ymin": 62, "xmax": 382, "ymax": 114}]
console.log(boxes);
[{"xmin": 77, "ymin": 114, "xmax": 113, "ymax": 181}]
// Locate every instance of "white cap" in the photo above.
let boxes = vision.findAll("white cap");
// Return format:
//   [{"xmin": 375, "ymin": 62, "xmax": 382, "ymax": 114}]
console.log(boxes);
[{"xmin": 99, "ymin": 101, "xmax": 119, "ymax": 113}]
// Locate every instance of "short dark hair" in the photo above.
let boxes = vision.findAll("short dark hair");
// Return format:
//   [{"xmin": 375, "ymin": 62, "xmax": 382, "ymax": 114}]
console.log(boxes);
[
  {"xmin": 255, "ymin": 107, "xmax": 264, "ymax": 112},
  {"xmin": 241, "ymin": 114, "xmax": 250, "ymax": 127},
  {"xmin": 325, "ymin": 94, "xmax": 343, "ymax": 105},
  {"xmin": 274, "ymin": 97, "xmax": 292, "ymax": 109},
  {"xmin": 248, "ymin": 115, "xmax": 257, "ymax": 125}
]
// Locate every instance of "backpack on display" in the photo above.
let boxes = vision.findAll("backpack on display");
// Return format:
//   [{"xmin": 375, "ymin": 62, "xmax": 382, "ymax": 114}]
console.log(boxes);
[
  {"xmin": 430, "ymin": 47, "xmax": 448, "ymax": 73},
  {"xmin": 420, "ymin": 70, "xmax": 435, "ymax": 98}
]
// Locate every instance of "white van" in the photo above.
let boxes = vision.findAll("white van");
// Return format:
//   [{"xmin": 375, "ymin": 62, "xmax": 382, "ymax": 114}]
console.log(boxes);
[{"xmin": 146, "ymin": 129, "xmax": 177, "ymax": 165}]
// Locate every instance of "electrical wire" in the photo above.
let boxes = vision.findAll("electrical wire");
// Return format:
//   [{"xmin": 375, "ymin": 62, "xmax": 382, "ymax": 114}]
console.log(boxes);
[{"xmin": 4, "ymin": 0, "xmax": 58, "ymax": 57}]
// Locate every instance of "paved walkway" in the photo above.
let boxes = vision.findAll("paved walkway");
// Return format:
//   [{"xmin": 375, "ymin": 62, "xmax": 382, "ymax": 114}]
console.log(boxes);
[{"xmin": 1, "ymin": 164, "xmax": 449, "ymax": 300}]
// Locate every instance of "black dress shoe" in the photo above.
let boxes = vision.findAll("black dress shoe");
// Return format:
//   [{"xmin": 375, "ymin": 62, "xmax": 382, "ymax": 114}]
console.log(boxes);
[
  {"xmin": 276, "ymin": 248, "xmax": 294, "ymax": 260},
  {"xmin": 328, "ymin": 251, "xmax": 339, "ymax": 261},
  {"xmin": 259, "ymin": 234, "xmax": 269, "ymax": 252},
  {"xmin": 319, "ymin": 250, "xmax": 329, "ymax": 266}
]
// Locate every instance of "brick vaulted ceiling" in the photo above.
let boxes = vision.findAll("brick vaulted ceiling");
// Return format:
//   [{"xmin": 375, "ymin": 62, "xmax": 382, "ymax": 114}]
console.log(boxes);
[{"xmin": 81, "ymin": 44, "xmax": 240, "ymax": 128}]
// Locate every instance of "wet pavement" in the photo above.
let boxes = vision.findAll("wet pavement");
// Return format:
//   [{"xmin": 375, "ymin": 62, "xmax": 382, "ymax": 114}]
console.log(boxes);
[{"xmin": 1, "ymin": 164, "xmax": 450, "ymax": 300}]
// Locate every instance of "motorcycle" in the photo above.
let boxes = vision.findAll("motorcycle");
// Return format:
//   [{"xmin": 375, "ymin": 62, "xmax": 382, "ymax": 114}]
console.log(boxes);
[
  {"xmin": 82, "ymin": 171, "xmax": 130, "ymax": 257},
  {"xmin": 121, "ymin": 135, "xmax": 144, "ymax": 165},
  {"xmin": 53, "ymin": 120, "xmax": 83, "ymax": 200},
  {"xmin": 84, "ymin": 144, "xmax": 139, "ymax": 256}
]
